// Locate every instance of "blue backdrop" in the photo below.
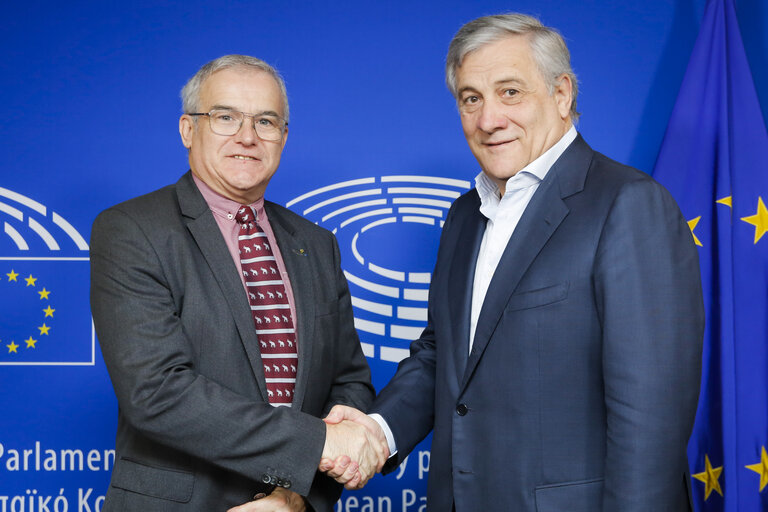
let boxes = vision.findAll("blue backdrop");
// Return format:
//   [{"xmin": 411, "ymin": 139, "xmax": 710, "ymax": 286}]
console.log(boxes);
[{"xmin": 1, "ymin": 1, "xmax": 767, "ymax": 510}]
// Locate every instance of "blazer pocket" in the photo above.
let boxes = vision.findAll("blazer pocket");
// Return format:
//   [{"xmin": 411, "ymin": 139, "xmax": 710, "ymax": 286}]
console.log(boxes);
[
  {"xmin": 111, "ymin": 457, "xmax": 194, "ymax": 503},
  {"xmin": 535, "ymin": 477, "xmax": 603, "ymax": 512},
  {"xmin": 505, "ymin": 281, "xmax": 569, "ymax": 312},
  {"xmin": 315, "ymin": 300, "xmax": 338, "ymax": 317}
]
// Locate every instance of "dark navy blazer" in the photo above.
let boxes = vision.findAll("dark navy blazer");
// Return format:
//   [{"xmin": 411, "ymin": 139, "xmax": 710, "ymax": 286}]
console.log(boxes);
[{"xmin": 371, "ymin": 135, "xmax": 703, "ymax": 512}]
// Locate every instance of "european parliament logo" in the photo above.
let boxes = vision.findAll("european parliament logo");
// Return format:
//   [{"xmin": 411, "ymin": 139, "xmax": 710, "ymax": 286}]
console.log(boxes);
[
  {"xmin": 0, "ymin": 187, "xmax": 93, "ymax": 366},
  {"xmin": 287, "ymin": 175, "xmax": 470, "ymax": 363}
]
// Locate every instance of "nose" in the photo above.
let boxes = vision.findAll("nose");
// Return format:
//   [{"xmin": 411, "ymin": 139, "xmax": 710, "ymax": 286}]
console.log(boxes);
[
  {"xmin": 234, "ymin": 115, "xmax": 258, "ymax": 145},
  {"xmin": 476, "ymin": 99, "xmax": 508, "ymax": 133}
]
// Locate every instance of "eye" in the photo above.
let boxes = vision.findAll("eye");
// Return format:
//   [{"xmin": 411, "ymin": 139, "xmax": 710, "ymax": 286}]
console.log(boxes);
[
  {"xmin": 256, "ymin": 117, "xmax": 277, "ymax": 127},
  {"xmin": 462, "ymin": 95, "xmax": 480, "ymax": 105},
  {"xmin": 212, "ymin": 111, "xmax": 236, "ymax": 123},
  {"xmin": 502, "ymin": 88, "xmax": 518, "ymax": 98}
]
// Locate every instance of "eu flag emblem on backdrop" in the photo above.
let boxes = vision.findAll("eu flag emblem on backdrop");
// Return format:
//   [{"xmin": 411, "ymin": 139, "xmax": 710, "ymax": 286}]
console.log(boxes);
[{"xmin": 652, "ymin": 0, "xmax": 768, "ymax": 510}]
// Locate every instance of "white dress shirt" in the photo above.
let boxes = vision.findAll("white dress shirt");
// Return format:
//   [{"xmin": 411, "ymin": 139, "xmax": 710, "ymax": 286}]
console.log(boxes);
[
  {"xmin": 372, "ymin": 126, "xmax": 578, "ymax": 456},
  {"xmin": 469, "ymin": 126, "xmax": 577, "ymax": 351}
]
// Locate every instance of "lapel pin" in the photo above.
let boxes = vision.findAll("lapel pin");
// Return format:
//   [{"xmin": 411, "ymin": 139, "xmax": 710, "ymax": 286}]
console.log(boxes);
[{"xmin": 293, "ymin": 248, "xmax": 307, "ymax": 256}]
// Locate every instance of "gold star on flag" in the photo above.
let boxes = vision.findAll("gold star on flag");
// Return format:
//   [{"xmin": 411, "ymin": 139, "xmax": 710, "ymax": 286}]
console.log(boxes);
[
  {"xmin": 38, "ymin": 288, "xmax": 51, "ymax": 300},
  {"xmin": 25, "ymin": 337, "xmax": 37, "ymax": 349},
  {"xmin": 38, "ymin": 323, "xmax": 51, "ymax": 336},
  {"xmin": 716, "ymin": 196, "xmax": 733, "ymax": 207},
  {"xmin": 688, "ymin": 216, "xmax": 703, "ymax": 247},
  {"xmin": 741, "ymin": 196, "xmax": 768, "ymax": 244},
  {"xmin": 25, "ymin": 274, "xmax": 37, "ymax": 286},
  {"xmin": 746, "ymin": 446, "xmax": 768, "ymax": 492},
  {"xmin": 43, "ymin": 305, "xmax": 55, "ymax": 317},
  {"xmin": 6, "ymin": 269, "xmax": 19, "ymax": 281},
  {"xmin": 693, "ymin": 454, "xmax": 723, "ymax": 500},
  {"xmin": 7, "ymin": 341, "xmax": 19, "ymax": 353}
]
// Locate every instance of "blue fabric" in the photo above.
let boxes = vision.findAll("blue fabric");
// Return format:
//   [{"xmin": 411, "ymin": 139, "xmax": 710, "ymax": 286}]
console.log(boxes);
[{"xmin": 652, "ymin": 0, "xmax": 768, "ymax": 510}]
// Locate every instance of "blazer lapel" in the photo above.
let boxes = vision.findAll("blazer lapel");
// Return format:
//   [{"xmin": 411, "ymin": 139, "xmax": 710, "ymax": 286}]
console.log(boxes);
[
  {"xmin": 265, "ymin": 203, "xmax": 315, "ymax": 409},
  {"xmin": 446, "ymin": 193, "xmax": 486, "ymax": 380},
  {"xmin": 460, "ymin": 135, "xmax": 593, "ymax": 390},
  {"xmin": 176, "ymin": 172, "xmax": 270, "ymax": 401}
]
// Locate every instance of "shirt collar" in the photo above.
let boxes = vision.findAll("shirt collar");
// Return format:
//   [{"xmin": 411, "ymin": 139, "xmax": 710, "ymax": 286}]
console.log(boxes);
[
  {"xmin": 192, "ymin": 172, "xmax": 267, "ymax": 223},
  {"xmin": 474, "ymin": 125, "xmax": 578, "ymax": 204}
]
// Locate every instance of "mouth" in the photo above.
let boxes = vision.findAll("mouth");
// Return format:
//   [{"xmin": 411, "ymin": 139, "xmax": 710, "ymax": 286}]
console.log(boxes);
[
  {"xmin": 484, "ymin": 139, "xmax": 515, "ymax": 148},
  {"xmin": 231, "ymin": 155, "xmax": 260, "ymax": 161}
]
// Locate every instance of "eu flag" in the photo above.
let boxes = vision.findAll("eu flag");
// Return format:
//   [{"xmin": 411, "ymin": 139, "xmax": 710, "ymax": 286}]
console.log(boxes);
[{"xmin": 652, "ymin": 0, "xmax": 768, "ymax": 510}]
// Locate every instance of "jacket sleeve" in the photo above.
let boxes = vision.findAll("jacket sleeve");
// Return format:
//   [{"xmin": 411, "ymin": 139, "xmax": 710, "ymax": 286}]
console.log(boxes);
[
  {"xmin": 320, "ymin": 235, "xmax": 375, "ymax": 415},
  {"xmin": 594, "ymin": 179, "xmax": 704, "ymax": 511},
  {"xmin": 366, "ymin": 201, "xmax": 463, "ymax": 469}
]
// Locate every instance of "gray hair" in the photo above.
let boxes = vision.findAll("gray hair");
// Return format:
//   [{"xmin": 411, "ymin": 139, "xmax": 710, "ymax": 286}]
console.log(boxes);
[
  {"xmin": 446, "ymin": 14, "xmax": 579, "ymax": 120},
  {"xmin": 181, "ymin": 54, "xmax": 290, "ymax": 121}
]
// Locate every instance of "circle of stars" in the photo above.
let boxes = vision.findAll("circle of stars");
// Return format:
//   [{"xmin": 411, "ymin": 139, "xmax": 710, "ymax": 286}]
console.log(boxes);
[{"xmin": 3, "ymin": 269, "xmax": 54, "ymax": 354}]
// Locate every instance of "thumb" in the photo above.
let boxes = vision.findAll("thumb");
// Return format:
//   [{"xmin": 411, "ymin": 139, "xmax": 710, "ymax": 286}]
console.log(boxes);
[{"xmin": 323, "ymin": 405, "xmax": 346, "ymax": 424}]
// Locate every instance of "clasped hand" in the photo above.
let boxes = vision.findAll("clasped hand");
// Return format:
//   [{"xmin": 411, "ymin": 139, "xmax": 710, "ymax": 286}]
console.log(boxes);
[{"xmin": 319, "ymin": 405, "xmax": 389, "ymax": 490}]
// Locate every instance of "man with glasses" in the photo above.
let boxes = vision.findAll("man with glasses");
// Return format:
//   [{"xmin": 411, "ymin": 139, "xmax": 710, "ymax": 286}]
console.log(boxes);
[{"xmin": 91, "ymin": 55, "xmax": 386, "ymax": 512}]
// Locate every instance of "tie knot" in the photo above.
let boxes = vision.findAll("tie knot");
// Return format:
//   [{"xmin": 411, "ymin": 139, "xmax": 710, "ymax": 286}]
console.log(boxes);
[{"xmin": 235, "ymin": 205, "xmax": 254, "ymax": 225}]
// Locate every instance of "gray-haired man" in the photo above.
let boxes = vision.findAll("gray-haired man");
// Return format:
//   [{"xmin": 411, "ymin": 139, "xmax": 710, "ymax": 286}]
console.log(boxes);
[
  {"xmin": 325, "ymin": 14, "xmax": 703, "ymax": 512},
  {"xmin": 91, "ymin": 55, "xmax": 386, "ymax": 512}
]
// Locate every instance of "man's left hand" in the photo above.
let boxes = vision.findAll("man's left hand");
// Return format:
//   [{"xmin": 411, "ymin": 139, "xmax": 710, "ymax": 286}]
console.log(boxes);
[{"xmin": 226, "ymin": 488, "xmax": 306, "ymax": 512}]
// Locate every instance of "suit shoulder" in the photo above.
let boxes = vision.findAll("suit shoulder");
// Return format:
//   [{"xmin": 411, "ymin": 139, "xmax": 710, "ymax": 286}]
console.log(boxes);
[
  {"xmin": 588, "ymin": 151, "xmax": 674, "ymax": 199},
  {"xmin": 96, "ymin": 183, "xmax": 179, "ymax": 221},
  {"xmin": 92, "ymin": 182, "xmax": 184, "ymax": 239}
]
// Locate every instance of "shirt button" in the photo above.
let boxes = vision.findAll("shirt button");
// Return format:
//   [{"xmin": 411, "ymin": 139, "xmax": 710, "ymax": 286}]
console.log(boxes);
[
  {"xmin": 227, "ymin": 214, "xmax": 234, "ymax": 220},
  {"xmin": 456, "ymin": 404, "xmax": 468, "ymax": 416}
]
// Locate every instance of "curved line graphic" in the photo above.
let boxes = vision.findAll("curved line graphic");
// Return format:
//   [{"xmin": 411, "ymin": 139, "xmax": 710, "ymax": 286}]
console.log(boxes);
[
  {"xmin": 303, "ymin": 189, "xmax": 381, "ymax": 215},
  {"xmin": 380, "ymin": 175, "xmax": 471, "ymax": 188},
  {"xmin": 0, "ymin": 188, "xmax": 89, "ymax": 252},
  {"xmin": 0, "ymin": 201, "xmax": 24, "ymax": 221},
  {"xmin": 4, "ymin": 222, "xmax": 29, "ymax": 250},
  {"xmin": 28, "ymin": 218, "xmax": 60, "ymax": 250},
  {"xmin": 286, "ymin": 178, "xmax": 375, "ymax": 207},
  {"xmin": 339, "ymin": 208, "xmax": 392, "ymax": 229},
  {"xmin": 53, "ymin": 213, "xmax": 89, "ymax": 250},
  {"xmin": 288, "ymin": 175, "xmax": 470, "ymax": 363},
  {"xmin": 322, "ymin": 199, "xmax": 387, "ymax": 223},
  {"xmin": 0, "ymin": 187, "xmax": 46, "ymax": 215}
]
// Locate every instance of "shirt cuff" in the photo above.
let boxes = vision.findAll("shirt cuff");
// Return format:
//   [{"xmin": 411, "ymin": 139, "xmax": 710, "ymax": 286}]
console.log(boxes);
[{"xmin": 368, "ymin": 413, "xmax": 397, "ymax": 457}]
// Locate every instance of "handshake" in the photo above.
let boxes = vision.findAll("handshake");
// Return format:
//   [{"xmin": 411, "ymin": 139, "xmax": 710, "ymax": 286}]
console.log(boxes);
[{"xmin": 318, "ymin": 405, "xmax": 390, "ymax": 490}]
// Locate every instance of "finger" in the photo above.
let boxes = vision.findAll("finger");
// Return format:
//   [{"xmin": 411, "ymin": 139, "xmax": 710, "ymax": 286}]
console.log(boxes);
[
  {"xmin": 318, "ymin": 457, "xmax": 335, "ymax": 472},
  {"xmin": 344, "ymin": 471, "xmax": 363, "ymax": 490},
  {"xmin": 339, "ymin": 460, "xmax": 359, "ymax": 483},
  {"xmin": 324, "ymin": 404, "xmax": 359, "ymax": 424},
  {"xmin": 332, "ymin": 460, "xmax": 359, "ymax": 485},
  {"xmin": 325, "ymin": 455, "xmax": 351, "ymax": 479}
]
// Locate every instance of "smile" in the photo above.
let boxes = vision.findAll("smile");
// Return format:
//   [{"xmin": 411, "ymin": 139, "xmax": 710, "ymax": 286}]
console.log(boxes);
[
  {"xmin": 232, "ymin": 155, "xmax": 258, "ymax": 161},
  {"xmin": 484, "ymin": 140, "xmax": 514, "ymax": 148}
]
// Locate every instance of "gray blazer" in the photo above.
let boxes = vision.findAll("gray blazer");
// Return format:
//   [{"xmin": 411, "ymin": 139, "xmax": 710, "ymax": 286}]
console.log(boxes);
[
  {"xmin": 371, "ymin": 135, "xmax": 704, "ymax": 511},
  {"xmin": 91, "ymin": 171, "xmax": 374, "ymax": 511}
]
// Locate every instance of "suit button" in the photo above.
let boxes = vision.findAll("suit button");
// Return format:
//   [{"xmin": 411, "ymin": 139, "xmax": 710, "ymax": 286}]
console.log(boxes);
[
  {"xmin": 261, "ymin": 474, "xmax": 271, "ymax": 484},
  {"xmin": 456, "ymin": 404, "xmax": 468, "ymax": 416},
  {"xmin": 284, "ymin": 479, "xmax": 292, "ymax": 489}
]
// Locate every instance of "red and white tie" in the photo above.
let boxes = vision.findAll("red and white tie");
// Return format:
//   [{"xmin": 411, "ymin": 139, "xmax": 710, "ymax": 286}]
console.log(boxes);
[{"xmin": 236, "ymin": 206, "xmax": 297, "ymax": 406}]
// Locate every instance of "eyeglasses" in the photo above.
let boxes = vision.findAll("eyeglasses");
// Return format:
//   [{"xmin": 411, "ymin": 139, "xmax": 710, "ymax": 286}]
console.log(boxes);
[{"xmin": 189, "ymin": 109, "xmax": 288, "ymax": 141}]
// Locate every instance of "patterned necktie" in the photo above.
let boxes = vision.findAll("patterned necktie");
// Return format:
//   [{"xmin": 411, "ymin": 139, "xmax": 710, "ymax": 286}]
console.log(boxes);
[{"xmin": 235, "ymin": 205, "xmax": 297, "ymax": 406}]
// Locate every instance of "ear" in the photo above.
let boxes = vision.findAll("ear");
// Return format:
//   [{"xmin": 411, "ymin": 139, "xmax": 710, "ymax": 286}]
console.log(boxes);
[
  {"xmin": 179, "ymin": 115, "xmax": 194, "ymax": 149},
  {"xmin": 280, "ymin": 126, "xmax": 289, "ymax": 150},
  {"xmin": 553, "ymin": 74, "xmax": 573, "ymax": 120}
]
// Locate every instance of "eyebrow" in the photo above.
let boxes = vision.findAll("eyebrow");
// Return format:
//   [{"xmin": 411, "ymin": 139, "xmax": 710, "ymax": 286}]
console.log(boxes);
[
  {"xmin": 457, "ymin": 77, "xmax": 526, "ymax": 97},
  {"xmin": 210, "ymin": 105, "xmax": 283, "ymax": 118},
  {"xmin": 494, "ymin": 77, "xmax": 526, "ymax": 87}
]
